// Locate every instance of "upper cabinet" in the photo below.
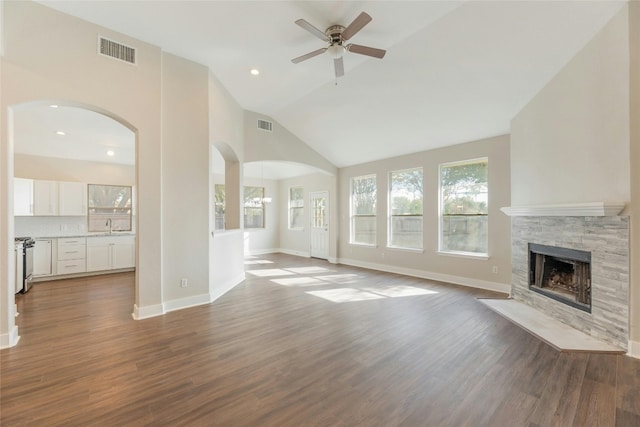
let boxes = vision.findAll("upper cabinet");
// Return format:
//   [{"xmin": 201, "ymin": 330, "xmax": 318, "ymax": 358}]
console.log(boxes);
[
  {"xmin": 59, "ymin": 182, "xmax": 87, "ymax": 216},
  {"xmin": 14, "ymin": 178, "xmax": 34, "ymax": 216},
  {"xmin": 33, "ymin": 180, "xmax": 59, "ymax": 216},
  {"xmin": 14, "ymin": 179, "xmax": 88, "ymax": 217}
]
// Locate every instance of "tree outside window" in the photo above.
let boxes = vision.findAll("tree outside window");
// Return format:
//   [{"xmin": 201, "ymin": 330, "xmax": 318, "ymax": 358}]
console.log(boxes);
[
  {"xmin": 350, "ymin": 175, "xmax": 376, "ymax": 245},
  {"xmin": 389, "ymin": 168, "xmax": 423, "ymax": 249},
  {"xmin": 214, "ymin": 184, "xmax": 225, "ymax": 230},
  {"xmin": 244, "ymin": 186, "xmax": 265, "ymax": 229},
  {"xmin": 439, "ymin": 158, "xmax": 488, "ymax": 255},
  {"xmin": 289, "ymin": 187, "xmax": 304, "ymax": 229}
]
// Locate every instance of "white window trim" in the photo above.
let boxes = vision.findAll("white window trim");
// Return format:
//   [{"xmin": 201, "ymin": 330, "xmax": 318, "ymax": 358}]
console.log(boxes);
[{"xmin": 350, "ymin": 174, "xmax": 377, "ymax": 246}]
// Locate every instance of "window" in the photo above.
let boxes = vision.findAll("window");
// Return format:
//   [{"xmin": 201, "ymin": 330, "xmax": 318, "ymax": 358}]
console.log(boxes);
[
  {"xmin": 214, "ymin": 184, "xmax": 225, "ymax": 230},
  {"xmin": 244, "ymin": 186, "xmax": 265, "ymax": 229},
  {"xmin": 289, "ymin": 187, "xmax": 304, "ymax": 229},
  {"xmin": 389, "ymin": 168, "xmax": 423, "ymax": 250},
  {"xmin": 439, "ymin": 158, "xmax": 488, "ymax": 255},
  {"xmin": 350, "ymin": 174, "xmax": 377, "ymax": 245},
  {"xmin": 87, "ymin": 184, "xmax": 132, "ymax": 232}
]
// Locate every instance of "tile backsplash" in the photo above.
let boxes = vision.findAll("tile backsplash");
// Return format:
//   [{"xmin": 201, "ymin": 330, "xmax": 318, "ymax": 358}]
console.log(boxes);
[{"xmin": 15, "ymin": 216, "xmax": 135, "ymax": 238}]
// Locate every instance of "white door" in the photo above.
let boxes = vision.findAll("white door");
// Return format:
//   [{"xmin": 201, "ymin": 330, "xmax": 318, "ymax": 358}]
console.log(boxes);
[{"xmin": 309, "ymin": 191, "xmax": 329, "ymax": 260}]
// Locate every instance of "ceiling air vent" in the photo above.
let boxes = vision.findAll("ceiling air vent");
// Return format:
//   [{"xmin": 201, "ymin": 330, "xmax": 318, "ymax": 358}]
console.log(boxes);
[
  {"xmin": 98, "ymin": 36, "xmax": 137, "ymax": 65},
  {"xmin": 257, "ymin": 119, "xmax": 273, "ymax": 132}
]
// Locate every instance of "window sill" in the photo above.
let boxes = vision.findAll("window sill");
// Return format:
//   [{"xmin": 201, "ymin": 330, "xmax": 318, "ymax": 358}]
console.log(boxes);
[
  {"xmin": 288, "ymin": 228, "xmax": 305, "ymax": 232},
  {"xmin": 387, "ymin": 246, "xmax": 424, "ymax": 254},
  {"xmin": 437, "ymin": 250, "xmax": 489, "ymax": 261},
  {"xmin": 349, "ymin": 242, "xmax": 377, "ymax": 248}
]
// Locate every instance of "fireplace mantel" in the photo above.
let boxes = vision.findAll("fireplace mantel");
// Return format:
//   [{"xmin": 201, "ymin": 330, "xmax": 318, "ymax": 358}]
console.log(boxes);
[{"xmin": 500, "ymin": 202, "xmax": 626, "ymax": 217}]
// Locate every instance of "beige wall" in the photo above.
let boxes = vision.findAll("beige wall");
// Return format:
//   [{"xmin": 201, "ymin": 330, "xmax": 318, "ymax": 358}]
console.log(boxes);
[
  {"xmin": 337, "ymin": 135, "xmax": 511, "ymax": 293},
  {"xmin": 278, "ymin": 172, "xmax": 337, "ymax": 260},
  {"xmin": 14, "ymin": 153, "xmax": 135, "ymax": 185},
  {"xmin": 161, "ymin": 53, "xmax": 210, "ymax": 304},
  {"xmin": 244, "ymin": 110, "xmax": 336, "ymax": 176},
  {"xmin": 510, "ymin": 7, "xmax": 630, "ymax": 206},
  {"xmin": 511, "ymin": 5, "xmax": 639, "ymax": 352},
  {"xmin": 629, "ymin": 1, "xmax": 640, "ymax": 351}
]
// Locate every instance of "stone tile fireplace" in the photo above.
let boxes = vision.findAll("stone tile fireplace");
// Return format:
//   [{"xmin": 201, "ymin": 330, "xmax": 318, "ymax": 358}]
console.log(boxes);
[{"xmin": 504, "ymin": 203, "xmax": 629, "ymax": 350}]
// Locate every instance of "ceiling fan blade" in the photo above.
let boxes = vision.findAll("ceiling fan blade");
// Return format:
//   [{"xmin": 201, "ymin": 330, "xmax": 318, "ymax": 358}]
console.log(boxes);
[
  {"xmin": 295, "ymin": 19, "xmax": 330, "ymax": 42},
  {"xmin": 291, "ymin": 48, "xmax": 327, "ymax": 64},
  {"xmin": 334, "ymin": 57, "xmax": 344, "ymax": 78},
  {"xmin": 347, "ymin": 44, "xmax": 386, "ymax": 59},
  {"xmin": 341, "ymin": 12, "xmax": 372, "ymax": 41}
]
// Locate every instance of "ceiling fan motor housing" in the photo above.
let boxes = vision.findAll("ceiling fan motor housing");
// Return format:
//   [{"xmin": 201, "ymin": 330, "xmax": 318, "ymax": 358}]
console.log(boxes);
[{"xmin": 325, "ymin": 25, "xmax": 345, "ymax": 46}]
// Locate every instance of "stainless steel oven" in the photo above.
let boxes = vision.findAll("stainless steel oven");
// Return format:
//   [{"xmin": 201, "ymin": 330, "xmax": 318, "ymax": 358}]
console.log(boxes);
[{"xmin": 15, "ymin": 237, "xmax": 34, "ymax": 293}]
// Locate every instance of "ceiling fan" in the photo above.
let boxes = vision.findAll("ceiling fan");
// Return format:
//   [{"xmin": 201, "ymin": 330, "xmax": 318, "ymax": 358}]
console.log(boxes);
[{"xmin": 291, "ymin": 11, "xmax": 386, "ymax": 78}]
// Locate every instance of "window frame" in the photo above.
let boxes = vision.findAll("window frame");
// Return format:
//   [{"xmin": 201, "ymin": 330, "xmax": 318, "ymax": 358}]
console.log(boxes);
[
  {"xmin": 438, "ymin": 157, "xmax": 489, "ymax": 258},
  {"xmin": 214, "ymin": 183, "xmax": 225, "ymax": 231},
  {"xmin": 349, "ymin": 174, "xmax": 377, "ymax": 247},
  {"xmin": 87, "ymin": 184, "xmax": 133, "ymax": 232},
  {"xmin": 288, "ymin": 187, "xmax": 305, "ymax": 230},
  {"xmin": 388, "ymin": 167, "xmax": 424, "ymax": 251},
  {"xmin": 243, "ymin": 185, "xmax": 266, "ymax": 229}
]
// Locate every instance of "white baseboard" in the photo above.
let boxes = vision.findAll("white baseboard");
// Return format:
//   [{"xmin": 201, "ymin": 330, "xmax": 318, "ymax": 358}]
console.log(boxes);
[
  {"xmin": 132, "ymin": 303, "xmax": 165, "ymax": 320},
  {"xmin": 628, "ymin": 339, "xmax": 640, "ymax": 359},
  {"xmin": 163, "ymin": 293, "xmax": 212, "ymax": 313},
  {"xmin": 277, "ymin": 248, "xmax": 311, "ymax": 258},
  {"xmin": 337, "ymin": 257, "xmax": 510, "ymax": 295},
  {"xmin": 0, "ymin": 325, "xmax": 20, "ymax": 349},
  {"xmin": 210, "ymin": 273, "xmax": 245, "ymax": 302},
  {"xmin": 245, "ymin": 248, "xmax": 279, "ymax": 256}
]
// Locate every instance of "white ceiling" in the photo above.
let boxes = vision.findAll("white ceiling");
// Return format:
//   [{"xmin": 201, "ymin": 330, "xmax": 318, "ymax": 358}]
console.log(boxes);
[{"xmin": 28, "ymin": 0, "xmax": 625, "ymax": 169}]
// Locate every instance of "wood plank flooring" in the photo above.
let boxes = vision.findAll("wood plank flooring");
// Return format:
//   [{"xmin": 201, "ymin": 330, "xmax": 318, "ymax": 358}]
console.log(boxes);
[{"xmin": 2, "ymin": 253, "xmax": 639, "ymax": 426}]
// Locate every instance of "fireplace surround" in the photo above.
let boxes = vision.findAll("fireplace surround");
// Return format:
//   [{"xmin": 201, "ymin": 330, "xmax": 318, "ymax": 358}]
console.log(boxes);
[{"xmin": 507, "ymin": 211, "xmax": 629, "ymax": 350}]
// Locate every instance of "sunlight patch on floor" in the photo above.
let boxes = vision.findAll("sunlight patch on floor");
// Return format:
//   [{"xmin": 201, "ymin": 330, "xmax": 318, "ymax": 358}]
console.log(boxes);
[
  {"xmin": 306, "ymin": 288, "xmax": 385, "ymax": 303},
  {"xmin": 314, "ymin": 274, "xmax": 360, "ymax": 284},
  {"xmin": 244, "ymin": 259, "xmax": 274, "ymax": 265},
  {"xmin": 284, "ymin": 266, "xmax": 333, "ymax": 274},
  {"xmin": 362, "ymin": 285, "xmax": 438, "ymax": 298},
  {"xmin": 246, "ymin": 268, "xmax": 295, "ymax": 277},
  {"xmin": 271, "ymin": 277, "xmax": 327, "ymax": 287}
]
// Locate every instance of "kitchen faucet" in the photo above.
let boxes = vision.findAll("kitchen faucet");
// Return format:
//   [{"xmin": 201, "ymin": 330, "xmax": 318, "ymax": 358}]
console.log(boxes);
[{"xmin": 106, "ymin": 218, "xmax": 112, "ymax": 234}]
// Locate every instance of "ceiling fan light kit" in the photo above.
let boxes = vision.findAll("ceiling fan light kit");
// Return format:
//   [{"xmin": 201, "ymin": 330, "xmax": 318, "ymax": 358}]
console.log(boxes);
[{"xmin": 291, "ymin": 11, "xmax": 386, "ymax": 78}]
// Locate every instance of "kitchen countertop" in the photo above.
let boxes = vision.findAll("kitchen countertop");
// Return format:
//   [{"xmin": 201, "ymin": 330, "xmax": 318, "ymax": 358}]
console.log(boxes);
[{"xmin": 34, "ymin": 233, "xmax": 136, "ymax": 239}]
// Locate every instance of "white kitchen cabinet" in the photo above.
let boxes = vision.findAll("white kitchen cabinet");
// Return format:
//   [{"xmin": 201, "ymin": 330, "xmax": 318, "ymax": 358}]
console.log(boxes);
[
  {"xmin": 33, "ymin": 180, "xmax": 59, "ymax": 216},
  {"xmin": 14, "ymin": 178, "xmax": 34, "ymax": 216},
  {"xmin": 59, "ymin": 182, "xmax": 87, "ymax": 216},
  {"xmin": 56, "ymin": 237, "xmax": 86, "ymax": 275},
  {"xmin": 33, "ymin": 239, "xmax": 53, "ymax": 276},
  {"xmin": 87, "ymin": 235, "xmax": 135, "ymax": 271}
]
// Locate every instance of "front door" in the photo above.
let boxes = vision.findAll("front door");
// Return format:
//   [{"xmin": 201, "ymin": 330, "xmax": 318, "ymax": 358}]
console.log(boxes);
[{"xmin": 310, "ymin": 191, "xmax": 329, "ymax": 260}]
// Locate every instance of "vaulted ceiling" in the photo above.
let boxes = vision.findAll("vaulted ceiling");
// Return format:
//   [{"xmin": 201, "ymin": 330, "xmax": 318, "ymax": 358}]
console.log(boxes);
[{"xmin": 30, "ymin": 0, "xmax": 625, "ymax": 169}]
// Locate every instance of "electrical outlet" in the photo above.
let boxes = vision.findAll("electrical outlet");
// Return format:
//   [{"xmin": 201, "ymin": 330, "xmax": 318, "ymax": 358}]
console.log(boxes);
[
  {"xmin": 180, "ymin": 278, "xmax": 188, "ymax": 288},
  {"xmin": 492, "ymin": 266, "xmax": 499, "ymax": 274}
]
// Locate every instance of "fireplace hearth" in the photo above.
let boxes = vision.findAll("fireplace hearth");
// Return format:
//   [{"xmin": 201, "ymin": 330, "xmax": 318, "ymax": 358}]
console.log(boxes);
[{"xmin": 529, "ymin": 243, "xmax": 591, "ymax": 313}]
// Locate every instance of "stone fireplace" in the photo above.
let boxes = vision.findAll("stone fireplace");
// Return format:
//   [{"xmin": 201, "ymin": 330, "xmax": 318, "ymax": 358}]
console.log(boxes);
[{"xmin": 504, "ymin": 204, "xmax": 629, "ymax": 350}]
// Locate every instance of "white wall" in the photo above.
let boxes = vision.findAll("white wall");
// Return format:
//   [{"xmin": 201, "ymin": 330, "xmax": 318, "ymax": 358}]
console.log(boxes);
[
  {"xmin": 278, "ymin": 173, "xmax": 337, "ymax": 259},
  {"xmin": 337, "ymin": 135, "xmax": 511, "ymax": 293},
  {"xmin": 510, "ymin": 7, "xmax": 630, "ymax": 206}
]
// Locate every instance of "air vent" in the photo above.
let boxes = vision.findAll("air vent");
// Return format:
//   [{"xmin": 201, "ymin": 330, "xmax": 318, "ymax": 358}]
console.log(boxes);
[
  {"xmin": 98, "ymin": 36, "xmax": 136, "ymax": 64},
  {"xmin": 257, "ymin": 119, "xmax": 273, "ymax": 132}
]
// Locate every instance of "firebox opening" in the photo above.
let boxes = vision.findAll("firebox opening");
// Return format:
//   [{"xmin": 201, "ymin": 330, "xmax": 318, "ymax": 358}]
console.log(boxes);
[{"xmin": 528, "ymin": 243, "xmax": 591, "ymax": 313}]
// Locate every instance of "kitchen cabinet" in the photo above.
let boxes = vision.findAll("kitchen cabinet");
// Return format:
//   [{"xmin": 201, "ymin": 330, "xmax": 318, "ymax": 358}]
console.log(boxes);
[
  {"xmin": 33, "ymin": 239, "xmax": 53, "ymax": 277},
  {"xmin": 14, "ymin": 178, "xmax": 34, "ymax": 216},
  {"xmin": 87, "ymin": 235, "xmax": 135, "ymax": 272},
  {"xmin": 57, "ymin": 237, "xmax": 86, "ymax": 275},
  {"xmin": 33, "ymin": 180, "xmax": 59, "ymax": 216},
  {"xmin": 59, "ymin": 182, "xmax": 87, "ymax": 216}
]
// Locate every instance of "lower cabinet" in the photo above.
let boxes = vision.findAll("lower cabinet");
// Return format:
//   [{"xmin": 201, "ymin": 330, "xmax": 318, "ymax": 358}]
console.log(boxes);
[
  {"xmin": 87, "ymin": 235, "xmax": 135, "ymax": 272},
  {"xmin": 33, "ymin": 239, "xmax": 53, "ymax": 277},
  {"xmin": 57, "ymin": 237, "xmax": 86, "ymax": 275}
]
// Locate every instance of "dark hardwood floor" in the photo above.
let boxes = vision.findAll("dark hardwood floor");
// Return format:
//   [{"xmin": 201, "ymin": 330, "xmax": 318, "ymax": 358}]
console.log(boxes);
[{"xmin": 2, "ymin": 253, "xmax": 639, "ymax": 426}]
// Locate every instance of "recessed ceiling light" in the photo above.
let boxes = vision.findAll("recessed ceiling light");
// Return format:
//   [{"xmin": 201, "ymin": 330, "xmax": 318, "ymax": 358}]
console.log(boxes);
[
  {"xmin": 55, "ymin": 131, "xmax": 66, "ymax": 136},
  {"xmin": 250, "ymin": 68, "xmax": 260, "ymax": 76},
  {"xmin": 106, "ymin": 150, "xmax": 115, "ymax": 157}
]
